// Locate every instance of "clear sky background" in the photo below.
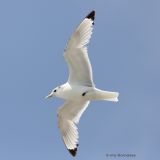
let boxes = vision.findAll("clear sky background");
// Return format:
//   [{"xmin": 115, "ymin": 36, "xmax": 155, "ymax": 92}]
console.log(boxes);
[{"xmin": 0, "ymin": 0, "xmax": 160, "ymax": 159}]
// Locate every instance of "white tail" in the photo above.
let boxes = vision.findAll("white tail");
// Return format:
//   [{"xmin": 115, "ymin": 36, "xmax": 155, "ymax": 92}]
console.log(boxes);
[{"xmin": 87, "ymin": 88, "xmax": 119, "ymax": 102}]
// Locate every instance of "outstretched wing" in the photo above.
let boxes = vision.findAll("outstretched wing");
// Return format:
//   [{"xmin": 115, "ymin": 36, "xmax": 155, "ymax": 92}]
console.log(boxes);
[
  {"xmin": 57, "ymin": 100, "xmax": 90, "ymax": 156},
  {"xmin": 64, "ymin": 10, "xmax": 95, "ymax": 87}
]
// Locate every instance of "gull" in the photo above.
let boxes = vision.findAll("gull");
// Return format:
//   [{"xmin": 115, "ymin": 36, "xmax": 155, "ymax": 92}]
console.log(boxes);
[{"xmin": 45, "ymin": 10, "xmax": 119, "ymax": 157}]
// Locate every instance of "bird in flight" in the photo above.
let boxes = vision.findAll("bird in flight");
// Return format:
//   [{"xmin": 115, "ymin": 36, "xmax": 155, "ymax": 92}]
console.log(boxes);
[{"xmin": 45, "ymin": 10, "xmax": 119, "ymax": 157}]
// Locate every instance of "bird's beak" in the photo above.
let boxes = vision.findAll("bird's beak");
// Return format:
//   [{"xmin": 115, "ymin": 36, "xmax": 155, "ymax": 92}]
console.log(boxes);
[{"xmin": 45, "ymin": 92, "xmax": 54, "ymax": 99}]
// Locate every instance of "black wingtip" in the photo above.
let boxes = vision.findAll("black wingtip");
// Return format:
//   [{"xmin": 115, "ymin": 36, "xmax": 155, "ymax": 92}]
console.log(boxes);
[
  {"xmin": 85, "ymin": 10, "xmax": 95, "ymax": 21},
  {"xmin": 68, "ymin": 144, "xmax": 79, "ymax": 157},
  {"xmin": 68, "ymin": 148, "xmax": 77, "ymax": 157}
]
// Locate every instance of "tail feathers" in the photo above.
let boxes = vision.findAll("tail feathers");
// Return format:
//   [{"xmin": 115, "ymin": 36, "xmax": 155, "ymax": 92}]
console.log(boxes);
[
  {"xmin": 89, "ymin": 89, "xmax": 119, "ymax": 102},
  {"xmin": 105, "ymin": 92, "xmax": 119, "ymax": 102},
  {"xmin": 103, "ymin": 91, "xmax": 119, "ymax": 102}
]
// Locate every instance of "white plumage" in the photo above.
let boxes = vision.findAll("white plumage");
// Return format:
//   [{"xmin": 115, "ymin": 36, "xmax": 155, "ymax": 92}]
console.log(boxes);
[
  {"xmin": 64, "ymin": 18, "xmax": 94, "ymax": 87},
  {"xmin": 45, "ymin": 10, "xmax": 119, "ymax": 157}
]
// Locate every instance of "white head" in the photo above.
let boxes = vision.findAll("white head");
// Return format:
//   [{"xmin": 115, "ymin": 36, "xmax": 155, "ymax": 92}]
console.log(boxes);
[{"xmin": 45, "ymin": 86, "xmax": 62, "ymax": 99}]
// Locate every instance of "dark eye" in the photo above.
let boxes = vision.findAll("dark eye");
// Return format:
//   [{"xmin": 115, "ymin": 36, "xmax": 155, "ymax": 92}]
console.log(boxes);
[{"xmin": 54, "ymin": 89, "xmax": 57, "ymax": 92}]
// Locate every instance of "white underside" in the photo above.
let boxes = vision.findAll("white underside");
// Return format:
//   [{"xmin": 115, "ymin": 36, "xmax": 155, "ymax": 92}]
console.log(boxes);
[{"xmin": 49, "ymin": 11, "xmax": 119, "ymax": 154}]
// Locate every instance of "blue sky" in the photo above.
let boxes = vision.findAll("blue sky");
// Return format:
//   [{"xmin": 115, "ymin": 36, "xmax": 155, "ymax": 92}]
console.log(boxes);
[{"xmin": 0, "ymin": 0, "xmax": 160, "ymax": 159}]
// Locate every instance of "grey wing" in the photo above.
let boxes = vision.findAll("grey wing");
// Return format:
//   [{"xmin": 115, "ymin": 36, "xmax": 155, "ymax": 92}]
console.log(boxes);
[
  {"xmin": 57, "ymin": 100, "xmax": 90, "ymax": 156},
  {"xmin": 64, "ymin": 11, "xmax": 95, "ymax": 87}
]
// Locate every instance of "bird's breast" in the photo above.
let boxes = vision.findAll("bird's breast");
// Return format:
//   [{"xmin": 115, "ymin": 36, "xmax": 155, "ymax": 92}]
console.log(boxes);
[{"xmin": 58, "ymin": 85, "xmax": 92, "ymax": 101}]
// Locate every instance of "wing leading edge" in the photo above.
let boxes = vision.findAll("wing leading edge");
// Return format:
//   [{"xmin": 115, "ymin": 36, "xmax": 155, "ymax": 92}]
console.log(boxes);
[{"xmin": 64, "ymin": 11, "xmax": 95, "ymax": 87}]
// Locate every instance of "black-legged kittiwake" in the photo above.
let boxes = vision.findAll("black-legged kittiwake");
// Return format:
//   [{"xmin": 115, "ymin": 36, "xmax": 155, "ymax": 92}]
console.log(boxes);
[{"xmin": 45, "ymin": 10, "xmax": 119, "ymax": 157}]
